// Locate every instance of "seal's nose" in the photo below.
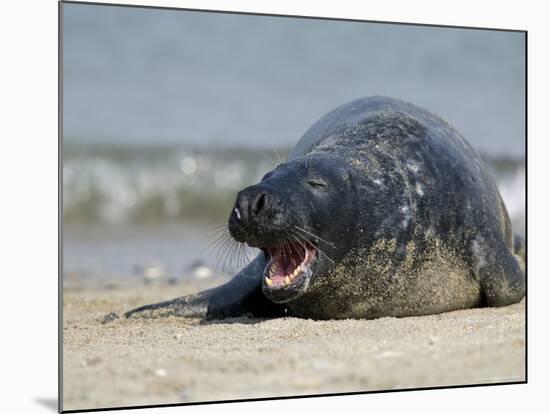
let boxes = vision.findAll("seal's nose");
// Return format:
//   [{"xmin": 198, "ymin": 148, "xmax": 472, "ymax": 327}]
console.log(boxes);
[
  {"xmin": 228, "ymin": 184, "xmax": 288, "ymax": 246},
  {"xmin": 234, "ymin": 188, "xmax": 269, "ymax": 224}
]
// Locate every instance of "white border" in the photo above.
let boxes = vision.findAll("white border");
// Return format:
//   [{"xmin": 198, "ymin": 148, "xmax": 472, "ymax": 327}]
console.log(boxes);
[{"xmin": 2, "ymin": 0, "xmax": 548, "ymax": 413}]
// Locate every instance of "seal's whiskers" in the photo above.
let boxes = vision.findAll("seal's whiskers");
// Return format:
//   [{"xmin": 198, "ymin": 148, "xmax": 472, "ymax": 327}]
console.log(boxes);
[
  {"xmin": 288, "ymin": 230, "xmax": 334, "ymax": 265},
  {"xmin": 293, "ymin": 225, "xmax": 336, "ymax": 249}
]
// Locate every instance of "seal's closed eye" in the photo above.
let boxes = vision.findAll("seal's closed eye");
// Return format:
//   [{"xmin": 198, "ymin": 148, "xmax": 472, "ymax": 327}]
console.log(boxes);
[{"xmin": 307, "ymin": 178, "xmax": 328, "ymax": 188}]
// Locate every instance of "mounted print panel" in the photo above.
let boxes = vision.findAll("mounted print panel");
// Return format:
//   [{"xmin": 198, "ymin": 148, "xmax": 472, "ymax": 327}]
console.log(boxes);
[{"xmin": 61, "ymin": 2, "xmax": 526, "ymax": 412}]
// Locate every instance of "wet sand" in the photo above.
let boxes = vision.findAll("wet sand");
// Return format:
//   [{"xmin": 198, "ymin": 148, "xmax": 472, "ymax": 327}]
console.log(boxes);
[{"xmin": 62, "ymin": 279, "xmax": 525, "ymax": 411}]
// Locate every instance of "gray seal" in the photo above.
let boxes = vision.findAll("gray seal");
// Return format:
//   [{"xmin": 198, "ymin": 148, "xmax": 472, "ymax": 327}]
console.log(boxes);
[{"xmin": 126, "ymin": 96, "xmax": 525, "ymax": 320}]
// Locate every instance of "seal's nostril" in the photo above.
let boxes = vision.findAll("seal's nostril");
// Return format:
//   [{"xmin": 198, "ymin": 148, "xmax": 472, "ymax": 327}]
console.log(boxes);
[
  {"xmin": 234, "ymin": 191, "xmax": 250, "ymax": 224},
  {"xmin": 251, "ymin": 191, "xmax": 267, "ymax": 216}
]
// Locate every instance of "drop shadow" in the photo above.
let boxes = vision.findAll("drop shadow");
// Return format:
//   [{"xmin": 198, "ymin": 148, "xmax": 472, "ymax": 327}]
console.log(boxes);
[{"xmin": 35, "ymin": 398, "xmax": 58, "ymax": 412}]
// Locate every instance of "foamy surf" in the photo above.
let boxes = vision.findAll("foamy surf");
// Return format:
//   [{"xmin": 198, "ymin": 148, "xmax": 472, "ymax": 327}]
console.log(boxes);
[{"xmin": 63, "ymin": 143, "xmax": 525, "ymax": 228}]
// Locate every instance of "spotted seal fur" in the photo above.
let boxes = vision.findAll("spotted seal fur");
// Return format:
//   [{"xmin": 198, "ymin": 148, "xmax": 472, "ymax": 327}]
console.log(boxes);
[{"xmin": 126, "ymin": 96, "xmax": 525, "ymax": 320}]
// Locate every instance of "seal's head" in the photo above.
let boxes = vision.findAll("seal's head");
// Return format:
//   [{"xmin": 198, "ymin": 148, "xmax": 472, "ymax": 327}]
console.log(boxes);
[{"xmin": 228, "ymin": 153, "xmax": 358, "ymax": 303}]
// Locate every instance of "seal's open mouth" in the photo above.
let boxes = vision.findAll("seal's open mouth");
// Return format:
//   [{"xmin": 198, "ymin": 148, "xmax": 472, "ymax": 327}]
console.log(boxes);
[{"xmin": 261, "ymin": 241, "xmax": 317, "ymax": 303}]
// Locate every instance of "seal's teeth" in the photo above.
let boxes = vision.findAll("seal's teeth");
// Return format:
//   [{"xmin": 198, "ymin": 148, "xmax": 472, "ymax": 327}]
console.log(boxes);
[
  {"xmin": 265, "ymin": 277, "xmax": 273, "ymax": 286},
  {"xmin": 300, "ymin": 263, "xmax": 307, "ymax": 272},
  {"xmin": 293, "ymin": 268, "xmax": 299, "ymax": 277},
  {"xmin": 284, "ymin": 276, "xmax": 291, "ymax": 285}
]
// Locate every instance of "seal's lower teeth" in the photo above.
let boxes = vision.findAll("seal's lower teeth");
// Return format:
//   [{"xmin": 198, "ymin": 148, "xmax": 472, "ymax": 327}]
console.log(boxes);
[{"xmin": 265, "ymin": 277, "xmax": 273, "ymax": 286}]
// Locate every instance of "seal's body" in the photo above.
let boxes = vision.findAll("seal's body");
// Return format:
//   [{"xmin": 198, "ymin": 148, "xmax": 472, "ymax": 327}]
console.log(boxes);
[{"xmin": 126, "ymin": 97, "xmax": 525, "ymax": 320}]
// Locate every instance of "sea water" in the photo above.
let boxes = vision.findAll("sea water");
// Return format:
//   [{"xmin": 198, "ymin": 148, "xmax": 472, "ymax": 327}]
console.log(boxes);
[{"xmin": 62, "ymin": 4, "xmax": 525, "ymax": 281}]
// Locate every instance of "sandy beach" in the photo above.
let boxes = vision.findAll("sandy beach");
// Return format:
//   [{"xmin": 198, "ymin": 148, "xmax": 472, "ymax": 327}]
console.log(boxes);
[{"xmin": 62, "ymin": 278, "xmax": 525, "ymax": 411}]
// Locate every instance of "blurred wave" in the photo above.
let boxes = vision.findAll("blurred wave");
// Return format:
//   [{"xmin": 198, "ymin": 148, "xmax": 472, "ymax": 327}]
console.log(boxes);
[
  {"xmin": 63, "ymin": 142, "xmax": 525, "ymax": 231},
  {"xmin": 63, "ymin": 142, "xmax": 284, "ymax": 223},
  {"xmin": 486, "ymin": 157, "xmax": 526, "ymax": 235}
]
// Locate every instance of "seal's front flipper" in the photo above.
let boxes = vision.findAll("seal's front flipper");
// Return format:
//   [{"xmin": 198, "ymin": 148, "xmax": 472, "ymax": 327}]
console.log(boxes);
[
  {"xmin": 124, "ymin": 288, "xmax": 216, "ymax": 318},
  {"xmin": 125, "ymin": 254, "xmax": 287, "ymax": 319},
  {"xmin": 471, "ymin": 235, "xmax": 525, "ymax": 307}
]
